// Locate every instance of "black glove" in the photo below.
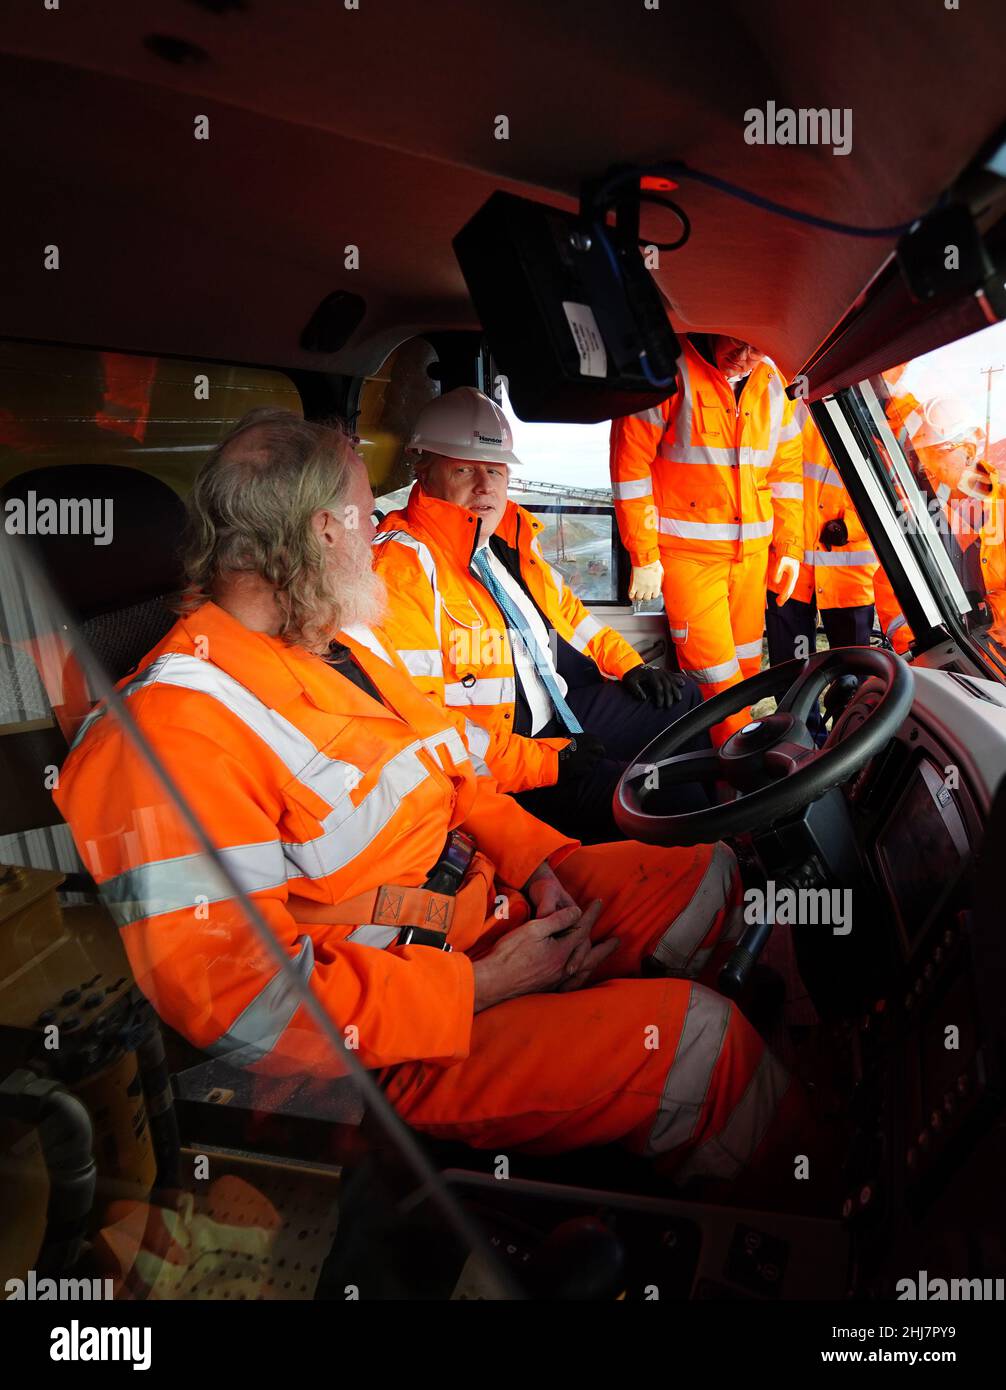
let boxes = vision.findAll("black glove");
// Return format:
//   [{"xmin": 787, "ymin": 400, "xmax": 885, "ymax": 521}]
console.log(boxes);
[
  {"xmin": 820, "ymin": 516, "xmax": 849, "ymax": 552},
  {"xmin": 621, "ymin": 664, "xmax": 685, "ymax": 708},
  {"xmin": 556, "ymin": 733, "xmax": 606, "ymax": 783}
]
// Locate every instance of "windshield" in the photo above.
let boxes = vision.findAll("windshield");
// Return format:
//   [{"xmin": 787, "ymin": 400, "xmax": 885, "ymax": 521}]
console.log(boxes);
[
  {"xmin": 822, "ymin": 316, "xmax": 1006, "ymax": 683},
  {"xmin": 844, "ymin": 319, "xmax": 1006, "ymax": 680}
]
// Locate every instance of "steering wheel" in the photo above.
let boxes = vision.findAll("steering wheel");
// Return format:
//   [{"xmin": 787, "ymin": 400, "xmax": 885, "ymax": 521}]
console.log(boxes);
[{"xmin": 614, "ymin": 647, "xmax": 914, "ymax": 847}]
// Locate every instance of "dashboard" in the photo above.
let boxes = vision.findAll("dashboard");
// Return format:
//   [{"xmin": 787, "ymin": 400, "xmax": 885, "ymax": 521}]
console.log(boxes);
[
  {"xmin": 736, "ymin": 662, "xmax": 1004, "ymax": 1295},
  {"xmin": 812, "ymin": 668, "xmax": 1004, "ymax": 1293}
]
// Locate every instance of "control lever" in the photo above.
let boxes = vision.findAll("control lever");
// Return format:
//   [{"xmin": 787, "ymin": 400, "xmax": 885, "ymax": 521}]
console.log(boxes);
[{"xmin": 718, "ymin": 916, "xmax": 773, "ymax": 998}]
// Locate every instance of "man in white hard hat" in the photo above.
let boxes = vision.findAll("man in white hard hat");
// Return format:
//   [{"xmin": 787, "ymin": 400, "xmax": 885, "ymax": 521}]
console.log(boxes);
[
  {"xmin": 372, "ymin": 387, "xmax": 711, "ymax": 842},
  {"xmin": 909, "ymin": 396, "xmax": 998, "ymax": 606}
]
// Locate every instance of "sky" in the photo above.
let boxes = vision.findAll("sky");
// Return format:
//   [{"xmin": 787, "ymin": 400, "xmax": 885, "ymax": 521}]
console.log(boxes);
[
  {"xmin": 897, "ymin": 317, "xmax": 1006, "ymax": 441},
  {"xmin": 499, "ymin": 317, "xmax": 1006, "ymax": 490}
]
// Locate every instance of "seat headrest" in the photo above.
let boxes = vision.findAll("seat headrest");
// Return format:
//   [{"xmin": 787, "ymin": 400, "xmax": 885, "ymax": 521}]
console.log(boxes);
[{"xmin": 2, "ymin": 464, "xmax": 187, "ymax": 619}]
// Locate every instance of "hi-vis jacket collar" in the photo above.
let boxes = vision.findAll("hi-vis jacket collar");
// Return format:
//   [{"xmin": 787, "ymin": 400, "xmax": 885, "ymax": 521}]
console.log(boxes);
[
  {"xmin": 161, "ymin": 601, "xmax": 392, "ymax": 722},
  {"xmin": 403, "ymin": 484, "xmax": 542, "ymax": 562}
]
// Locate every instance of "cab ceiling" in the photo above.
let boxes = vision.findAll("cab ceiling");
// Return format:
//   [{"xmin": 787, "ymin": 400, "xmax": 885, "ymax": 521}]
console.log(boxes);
[{"xmin": 1, "ymin": 0, "xmax": 1003, "ymax": 382}]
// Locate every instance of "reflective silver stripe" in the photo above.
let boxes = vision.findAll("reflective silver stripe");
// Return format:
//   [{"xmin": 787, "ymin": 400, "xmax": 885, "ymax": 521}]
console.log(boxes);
[
  {"xmin": 90, "ymin": 651, "xmax": 472, "ymax": 890},
  {"xmin": 778, "ymin": 418, "xmax": 801, "ymax": 442},
  {"xmin": 650, "ymin": 842, "xmax": 737, "ymax": 973},
  {"xmin": 659, "ymin": 440, "xmax": 770, "ymax": 468},
  {"xmin": 672, "ymin": 1047, "xmax": 791, "ymax": 1183},
  {"xmin": 770, "ymin": 482, "xmax": 803, "ymax": 500},
  {"xmin": 99, "ymin": 839, "xmax": 289, "ymax": 929},
  {"xmin": 70, "ymin": 653, "xmax": 177, "ymax": 750},
  {"xmin": 283, "ymin": 733, "xmax": 460, "ymax": 881},
  {"xmin": 645, "ymin": 984, "xmax": 732, "ymax": 1156},
  {"xmin": 733, "ymin": 638, "xmax": 763, "ymax": 659},
  {"xmin": 806, "ymin": 549, "xmax": 877, "ymax": 567},
  {"xmin": 464, "ymin": 719, "xmax": 491, "ymax": 759},
  {"xmin": 803, "ymin": 460, "xmax": 838, "ymax": 486},
  {"xmin": 398, "ymin": 648, "xmax": 444, "ymax": 678},
  {"xmin": 208, "ymin": 936, "xmax": 316, "ymax": 1068},
  {"xmin": 887, "ymin": 614, "xmax": 907, "ymax": 636},
  {"xmin": 77, "ymin": 653, "xmax": 362, "ymax": 812},
  {"xmin": 341, "ymin": 623, "xmax": 395, "ymax": 664},
  {"xmin": 443, "ymin": 676, "xmax": 516, "ymax": 705},
  {"xmin": 659, "ymin": 516, "xmax": 774, "ymax": 543},
  {"xmin": 669, "ymin": 625, "xmax": 688, "ymax": 642},
  {"xmin": 635, "ymin": 405, "xmax": 666, "ymax": 425},
  {"xmin": 346, "ymin": 924, "xmax": 398, "ymax": 949},
  {"xmin": 374, "ymin": 530, "xmax": 442, "ymax": 643},
  {"xmin": 569, "ymin": 612, "xmax": 604, "ymax": 652},
  {"xmin": 613, "ymin": 476, "xmax": 654, "ymax": 501},
  {"xmin": 684, "ymin": 655, "xmax": 740, "ymax": 684}
]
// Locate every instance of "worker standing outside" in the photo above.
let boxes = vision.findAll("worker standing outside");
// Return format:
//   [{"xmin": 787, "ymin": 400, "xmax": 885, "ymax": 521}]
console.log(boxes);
[
  {"xmin": 610, "ymin": 335, "xmax": 803, "ymax": 744},
  {"xmin": 53, "ymin": 409, "xmax": 804, "ymax": 1183},
  {"xmin": 374, "ymin": 387, "xmax": 710, "ymax": 843},
  {"xmin": 765, "ymin": 402, "xmax": 879, "ymax": 662}
]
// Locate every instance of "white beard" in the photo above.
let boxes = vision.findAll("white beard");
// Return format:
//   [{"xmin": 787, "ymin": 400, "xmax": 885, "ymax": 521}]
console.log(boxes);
[{"xmin": 330, "ymin": 526, "xmax": 387, "ymax": 629}]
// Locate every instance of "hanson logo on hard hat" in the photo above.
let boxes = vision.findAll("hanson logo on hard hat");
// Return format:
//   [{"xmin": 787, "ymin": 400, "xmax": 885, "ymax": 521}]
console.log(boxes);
[{"xmin": 407, "ymin": 387, "xmax": 523, "ymax": 467}]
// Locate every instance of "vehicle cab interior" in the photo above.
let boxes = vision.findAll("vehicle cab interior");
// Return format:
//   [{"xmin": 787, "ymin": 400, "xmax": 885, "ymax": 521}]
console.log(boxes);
[{"xmin": 1, "ymin": 0, "xmax": 1005, "ymax": 1310}]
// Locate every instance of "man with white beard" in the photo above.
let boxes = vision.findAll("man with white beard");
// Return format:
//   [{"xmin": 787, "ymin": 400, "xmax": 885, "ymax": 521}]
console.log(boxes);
[{"xmin": 55, "ymin": 409, "xmax": 805, "ymax": 1185}]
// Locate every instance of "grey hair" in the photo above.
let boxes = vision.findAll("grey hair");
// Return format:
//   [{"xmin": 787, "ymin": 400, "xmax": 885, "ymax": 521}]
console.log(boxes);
[{"xmin": 177, "ymin": 407, "xmax": 357, "ymax": 651}]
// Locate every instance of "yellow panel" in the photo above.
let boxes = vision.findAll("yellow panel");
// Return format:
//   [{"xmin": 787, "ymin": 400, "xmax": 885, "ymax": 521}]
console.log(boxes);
[
  {"xmin": 355, "ymin": 337, "xmax": 440, "ymax": 493},
  {"xmin": 0, "ymin": 342, "xmax": 302, "ymax": 497}
]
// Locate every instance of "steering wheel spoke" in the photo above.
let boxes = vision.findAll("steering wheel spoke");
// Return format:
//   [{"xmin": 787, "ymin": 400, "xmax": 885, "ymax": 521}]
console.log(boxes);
[
  {"xmin": 614, "ymin": 646, "xmax": 915, "ymax": 847},
  {"xmin": 629, "ymin": 746, "xmax": 721, "ymax": 790},
  {"xmin": 776, "ymin": 664, "xmax": 830, "ymax": 723}
]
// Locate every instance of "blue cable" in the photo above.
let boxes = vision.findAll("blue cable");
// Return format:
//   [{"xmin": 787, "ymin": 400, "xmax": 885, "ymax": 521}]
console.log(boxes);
[
  {"xmin": 595, "ymin": 160, "xmax": 917, "ymax": 239},
  {"xmin": 591, "ymin": 218, "xmax": 677, "ymax": 388}
]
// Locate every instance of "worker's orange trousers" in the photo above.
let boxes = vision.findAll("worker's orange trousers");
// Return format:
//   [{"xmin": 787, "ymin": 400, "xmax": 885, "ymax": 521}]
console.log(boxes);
[
  {"xmin": 384, "ymin": 840, "xmax": 804, "ymax": 1185},
  {"xmin": 658, "ymin": 549, "xmax": 769, "ymax": 746}
]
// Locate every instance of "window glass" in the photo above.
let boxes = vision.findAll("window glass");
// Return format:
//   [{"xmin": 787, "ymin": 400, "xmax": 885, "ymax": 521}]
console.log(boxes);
[
  {"xmin": 358, "ymin": 338, "xmax": 440, "ymax": 509},
  {"xmin": 0, "ymin": 343, "xmax": 302, "ymax": 498},
  {"xmin": 522, "ymin": 504, "xmax": 618, "ymax": 603},
  {"xmin": 866, "ymin": 319, "xmax": 1006, "ymax": 672},
  {"xmin": 498, "ymin": 384, "xmax": 646, "ymax": 606}
]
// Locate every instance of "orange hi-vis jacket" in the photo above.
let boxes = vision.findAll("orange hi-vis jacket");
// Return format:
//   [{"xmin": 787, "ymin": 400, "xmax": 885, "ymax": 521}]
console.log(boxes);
[
  {"xmin": 980, "ymin": 479, "xmax": 1006, "ymax": 627},
  {"xmin": 373, "ymin": 487, "xmax": 643, "ymax": 793},
  {"xmin": 768, "ymin": 404, "xmax": 878, "ymax": 610},
  {"xmin": 53, "ymin": 602, "xmax": 576, "ymax": 1077},
  {"xmin": 609, "ymin": 338, "xmax": 804, "ymax": 569}
]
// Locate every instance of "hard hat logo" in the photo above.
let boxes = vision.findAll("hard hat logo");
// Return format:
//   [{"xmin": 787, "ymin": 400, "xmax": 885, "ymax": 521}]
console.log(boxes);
[{"xmin": 408, "ymin": 386, "xmax": 523, "ymax": 468}]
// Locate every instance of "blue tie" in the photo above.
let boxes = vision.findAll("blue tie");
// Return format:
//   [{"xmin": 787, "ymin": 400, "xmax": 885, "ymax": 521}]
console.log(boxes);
[{"xmin": 471, "ymin": 549, "xmax": 583, "ymax": 735}]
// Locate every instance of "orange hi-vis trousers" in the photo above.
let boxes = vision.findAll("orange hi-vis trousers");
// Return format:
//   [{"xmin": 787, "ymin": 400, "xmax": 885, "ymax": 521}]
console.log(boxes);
[
  {"xmin": 384, "ymin": 840, "xmax": 804, "ymax": 1184},
  {"xmin": 659, "ymin": 549, "xmax": 769, "ymax": 747}
]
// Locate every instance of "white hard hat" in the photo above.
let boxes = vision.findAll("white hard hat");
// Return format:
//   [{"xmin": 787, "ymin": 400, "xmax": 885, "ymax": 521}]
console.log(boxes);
[
  {"xmin": 406, "ymin": 387, "xmax": 522, "ymax": 467},
  {"xmin": 911, "ymin": 397, "xmax": 973, "ymax": 450}
]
